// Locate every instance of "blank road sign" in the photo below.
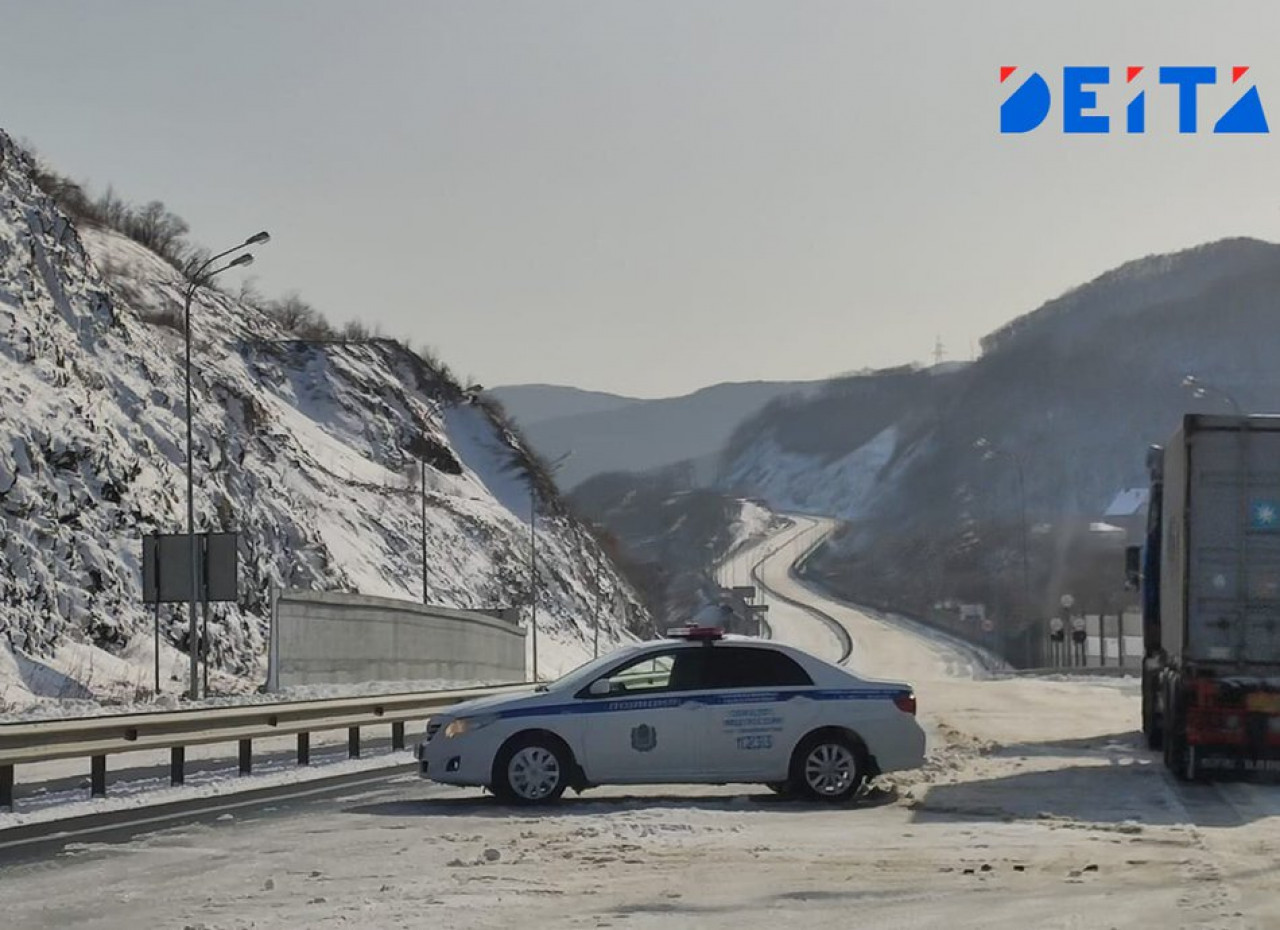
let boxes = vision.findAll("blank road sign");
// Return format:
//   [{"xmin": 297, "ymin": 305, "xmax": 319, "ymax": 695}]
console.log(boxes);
[{"xmin": 142, "ymin": 532, "xmax": 239, "ymax": 604}]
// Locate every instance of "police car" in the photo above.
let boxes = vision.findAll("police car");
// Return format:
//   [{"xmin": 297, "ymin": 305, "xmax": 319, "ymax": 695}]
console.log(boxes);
[{"xmin": 415, "ymin": 626, "xmax": 925, "ymax": 804}]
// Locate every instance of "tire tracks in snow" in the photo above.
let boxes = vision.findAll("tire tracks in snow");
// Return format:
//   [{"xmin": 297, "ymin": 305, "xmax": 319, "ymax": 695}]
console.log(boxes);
[{"xmin": 1156, "ymin": 775, "xmax": 1259, "ymax": 929}]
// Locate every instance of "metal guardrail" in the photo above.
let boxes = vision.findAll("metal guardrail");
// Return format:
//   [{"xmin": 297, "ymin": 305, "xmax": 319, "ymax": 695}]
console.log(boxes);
[
  {"xmin": 0, "ymin": 683, "xmax": 531, "ymax": 810},
  {"xmin": 1003, "ymin": 666, "xmax": 1137, "ymax": 679},
  {"xmin": 749, "ymin": 520, "xmax": 854, "ymax": 664}
]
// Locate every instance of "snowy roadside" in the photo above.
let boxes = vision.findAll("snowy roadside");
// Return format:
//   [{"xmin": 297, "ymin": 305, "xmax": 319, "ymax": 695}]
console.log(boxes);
[
  {"xmin": 0, "ymin": 748, "xmax": 413, "ymax": 831},
  {"xmin": 3, "ymin": 675, "xmax": 514, "ymax": 726},
  {"xmin": 0, "ymin": 676, "xmax": 515, "ymax": 822},
  {"xmin": 0, "ymin": 671, "xmax": 510, "ymax": 723},
  {"xmin": 719, "ymin": 515, "xmax": 844, "ymax": 660},
  {"xmin": 6, "ymin": 512, "xmax": 1280, "ymax": 929}
]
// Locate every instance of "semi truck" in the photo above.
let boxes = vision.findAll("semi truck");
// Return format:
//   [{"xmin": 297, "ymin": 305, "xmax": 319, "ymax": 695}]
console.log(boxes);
[{"xmin": 1130, "ymin": 414, "xmax": 1280, "ymax": 780}]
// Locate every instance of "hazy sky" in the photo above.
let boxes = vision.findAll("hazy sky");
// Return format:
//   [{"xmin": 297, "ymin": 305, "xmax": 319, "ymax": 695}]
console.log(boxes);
[{"xmin": 3, "ymin": 1, "xmax": 1279, "ymax": 397}]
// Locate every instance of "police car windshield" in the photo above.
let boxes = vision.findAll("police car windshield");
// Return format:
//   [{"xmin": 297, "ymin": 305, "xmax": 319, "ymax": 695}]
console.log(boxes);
[{"xmin": 536, "ymin": 645, "xmax": 648, "ymax": 691}]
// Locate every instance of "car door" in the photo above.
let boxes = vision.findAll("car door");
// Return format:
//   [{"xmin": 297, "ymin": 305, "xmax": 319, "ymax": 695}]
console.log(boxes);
[
  {"xmin": 577, "ymin": 647, "xmax": 710, "ymax": 783},
  {"xmin": 699, "ymin": 645, "xmax": 818, "ymax": 781}
]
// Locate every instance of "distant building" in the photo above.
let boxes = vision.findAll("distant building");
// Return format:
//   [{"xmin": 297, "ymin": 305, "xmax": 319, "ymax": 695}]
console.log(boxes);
[{"xmin": 1103, "ymin": 487, "xmax": 1150, "ymax": 543}]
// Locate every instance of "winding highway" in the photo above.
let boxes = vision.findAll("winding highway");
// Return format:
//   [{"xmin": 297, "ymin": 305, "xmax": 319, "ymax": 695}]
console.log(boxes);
[{"xmin": 3, "ymin": 517, "xmax": 1279, "ymax": 929}]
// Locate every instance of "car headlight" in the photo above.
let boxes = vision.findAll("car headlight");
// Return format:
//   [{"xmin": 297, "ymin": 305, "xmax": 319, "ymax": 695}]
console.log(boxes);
[{"xmin": 444, "ymin": 715, "xmax": 498, "ymax": 739}]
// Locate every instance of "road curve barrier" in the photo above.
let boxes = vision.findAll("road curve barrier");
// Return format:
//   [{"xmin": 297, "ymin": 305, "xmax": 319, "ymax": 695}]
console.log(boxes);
[
  {"xmin": 750, "ymin": 519, "xmax": 855, "ymax": 664},
  {"xmin": 0, "ymin": 683, "xmax": 530, "ymax": 811}
]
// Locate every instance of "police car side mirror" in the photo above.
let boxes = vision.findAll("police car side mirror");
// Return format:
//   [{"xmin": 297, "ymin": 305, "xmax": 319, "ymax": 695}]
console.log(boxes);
[{"xmin": 588, "ymin": 679, "xmax": 612, "ymax": 697}]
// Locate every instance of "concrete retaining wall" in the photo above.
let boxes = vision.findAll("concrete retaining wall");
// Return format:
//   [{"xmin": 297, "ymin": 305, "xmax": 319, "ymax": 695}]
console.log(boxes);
[{"xmin": 268, "ymin": 590, "xmax": 527, "ymax": 690}]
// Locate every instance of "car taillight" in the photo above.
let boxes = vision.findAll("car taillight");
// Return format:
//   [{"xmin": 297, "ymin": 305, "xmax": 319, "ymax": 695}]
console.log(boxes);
[{"xmin": 894, "ymin": 692, "xmax": 917, "ymax": 716}]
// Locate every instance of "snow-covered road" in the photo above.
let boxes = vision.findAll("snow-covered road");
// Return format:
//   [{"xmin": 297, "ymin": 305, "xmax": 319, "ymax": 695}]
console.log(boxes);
[{"xmin": 5, "ymin": 518, "xmax": 1280, "ymax": 929}]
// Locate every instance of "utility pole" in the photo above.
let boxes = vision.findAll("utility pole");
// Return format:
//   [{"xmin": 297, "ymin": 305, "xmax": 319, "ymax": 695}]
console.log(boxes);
[
  {"xmin": 183, "ymin": 231, "xmax": 269, "ymax": 700},
  {"xmin": 593, "ymin": 535, "xmax": 602, "ymax": 658}
]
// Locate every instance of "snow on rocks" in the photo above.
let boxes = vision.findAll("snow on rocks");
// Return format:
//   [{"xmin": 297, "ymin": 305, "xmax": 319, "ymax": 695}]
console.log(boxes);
[{"xmin": 0, "ymin": 131, "xmax": 645, "ymax": 716}]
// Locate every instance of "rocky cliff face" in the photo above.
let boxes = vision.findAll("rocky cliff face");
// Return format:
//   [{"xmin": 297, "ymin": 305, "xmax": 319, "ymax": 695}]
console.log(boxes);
[{"xmin": 0, "ymin": 132, "xmax": 644, "ymax": 702}]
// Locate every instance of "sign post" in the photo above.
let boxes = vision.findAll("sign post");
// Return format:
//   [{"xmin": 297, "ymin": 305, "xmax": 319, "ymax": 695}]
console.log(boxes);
[
  {"xmin": 1070, "ymin": 614, "xmax": 1087, "ymax": 667},
  {"xmin": 152, "ymin": 553, "xmax": 162, "ymax": 693},
  {"xmin": 1048, "ymin": 615, "xmax": 1065, "ymax": 667},
  {"xmin": 142, "ymin": 532, "xmax": 239, "ymax": 700}
]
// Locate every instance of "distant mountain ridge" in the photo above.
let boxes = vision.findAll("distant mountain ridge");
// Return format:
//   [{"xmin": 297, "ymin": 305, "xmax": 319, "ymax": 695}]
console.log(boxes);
[
  {"xmin": 487, "ymin": 384, "xmax": 640, "ymax": 427},
  {"xmin": 491, "ymin": 379, "xmax": 820, "ymax": 489},
  {"xmin": 555, "ymin": 235, "xmax": 1280, "ymax": 646},
  {"xmin": 712, "ymin": 236, "xmax": 1280, "ymax": 627}
]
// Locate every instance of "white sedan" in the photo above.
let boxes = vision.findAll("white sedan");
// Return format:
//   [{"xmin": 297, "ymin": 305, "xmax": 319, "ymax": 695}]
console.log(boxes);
[{"xmin": 415, "ymin": 626, "xmax": 925, "ymax": 804}]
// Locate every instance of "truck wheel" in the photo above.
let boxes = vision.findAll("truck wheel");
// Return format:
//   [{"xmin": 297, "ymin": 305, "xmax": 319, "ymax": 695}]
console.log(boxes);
[{"xmin": 1142, "ymin": 670, "xmax": 1163, "ymax": 751}]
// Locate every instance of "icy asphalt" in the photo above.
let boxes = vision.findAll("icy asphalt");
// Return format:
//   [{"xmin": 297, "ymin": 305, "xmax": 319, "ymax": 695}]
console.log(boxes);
[{"xmin": 3, "ymin": 518, "xmax": 1280, "ymax": 929}]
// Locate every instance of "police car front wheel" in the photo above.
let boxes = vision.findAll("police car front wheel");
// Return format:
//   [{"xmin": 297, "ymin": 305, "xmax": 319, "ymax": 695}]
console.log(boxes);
[
  {"xmin": 492, "ymin": 734, "xmax": 571, "ymax": 804},
  {"xmin": 792, "ymin": 732, "xmax": 865, "ymax": 803}
]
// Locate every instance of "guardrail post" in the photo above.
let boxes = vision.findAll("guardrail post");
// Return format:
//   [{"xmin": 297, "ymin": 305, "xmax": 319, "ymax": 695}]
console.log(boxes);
[
  {"xmin": 170, "ymin": 747, "xmax": 185, "ymax": 786},
  {"xmin": 91, "ymin": 755, "xmax": 106, "ymax": 798},
  {"xmin": 1, "ymin": 764, "xmax": 13, "ymax": 809},
  {"xmin": 392, "ymin": 721, "xmax": 405, "ymax": 750},
  {"xmin": 238, "ymin": 739, "xmax": 252, "ymax": 776},
  {"xmin": 348, "ymin": 726, "xmax": 360, "ymax": 759},
  {"xmin": 297, "ymin": 732, "xmax": 310, "ymax": 766}
]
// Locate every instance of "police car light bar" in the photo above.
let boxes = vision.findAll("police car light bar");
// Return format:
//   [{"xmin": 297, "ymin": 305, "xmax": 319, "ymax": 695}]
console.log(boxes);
[{"xmin": 665, "ymin": 625, "xmax": 725, "ymax": 641}]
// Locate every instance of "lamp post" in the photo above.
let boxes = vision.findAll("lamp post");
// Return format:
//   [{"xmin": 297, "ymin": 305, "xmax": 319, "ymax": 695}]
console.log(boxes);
[
  {"xmin": 421, "ymin": 460, "xmax": 429, "ymax": 604},
  {"xmin": 184, "ymin": 232, "xmax": 269, "ymax": 701},
  {"xmin": 581, "ymin": 518, "xmax": 605, "ymax": 658},
  {"xmin": 593, "ymin": 533, "xmax": 602, "ymax": 658},
  {"xmin": 974, "ymin": 438, "xmax": 1032, "ymax": 629}
]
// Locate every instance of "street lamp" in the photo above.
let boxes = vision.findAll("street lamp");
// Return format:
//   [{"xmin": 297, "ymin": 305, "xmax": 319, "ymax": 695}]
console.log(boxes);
[
  {"xmin": 565, "ymin": 516, "xmax": 608, "ymax": 659},
  {"xmin": 974, "ymin": 438, "xmax": 1032, "ymax": 627},
  {"xmin": 183, "ymin": 231, "xmax": 269, "ymax": 700},
  {"xmin": 1181, "ymin": 374, "xmax": 1244, "ymax": 416}
]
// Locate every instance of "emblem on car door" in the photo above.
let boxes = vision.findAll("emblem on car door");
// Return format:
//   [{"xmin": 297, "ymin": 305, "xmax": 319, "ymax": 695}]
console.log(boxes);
[{"xmin": 630, "ymin": 724, "xmax": 657, "ymax": 752}]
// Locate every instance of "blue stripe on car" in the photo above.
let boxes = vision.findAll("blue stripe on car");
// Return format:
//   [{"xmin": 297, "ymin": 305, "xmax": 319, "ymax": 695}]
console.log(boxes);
[{"xmin": 494, "ymin": 689, "xmax": 906, "ymax": 720}]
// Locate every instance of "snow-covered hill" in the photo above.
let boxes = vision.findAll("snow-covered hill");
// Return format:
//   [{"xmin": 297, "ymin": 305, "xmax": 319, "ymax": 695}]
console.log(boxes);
[
  {"xmin": 0, "ymin": 132, "xmax": 645, "ymax": 711},
  {"xmin": 722, "ymin": 239, "xmax": 1280, "ymax": 528},
  {"xmin": 714, "ymin": 236, "xmax": 1280, "ymax": 636},
  {"xmin": 486, "ymin": 383, "xmax": 640, "ymax": 427}
]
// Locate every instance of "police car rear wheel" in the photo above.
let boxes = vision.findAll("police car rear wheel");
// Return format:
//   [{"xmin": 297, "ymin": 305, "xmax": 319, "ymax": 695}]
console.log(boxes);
[
  {"xmin": 493, "ymin": 735, "xmax": 569, "ymax": 804},
  {"xmin": 793, "ymin": 733, "xmax": 863, "ymax": 803}
]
